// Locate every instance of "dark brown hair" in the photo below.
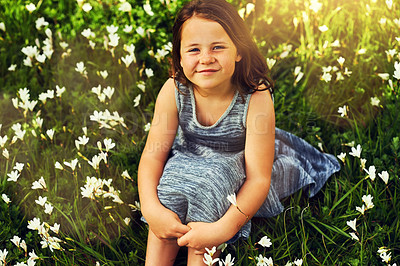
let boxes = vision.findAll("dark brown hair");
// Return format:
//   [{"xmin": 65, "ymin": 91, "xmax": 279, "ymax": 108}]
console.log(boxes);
[{"xmin": 170, "ymin": 0, "xmax": 274, "ymax": 95}]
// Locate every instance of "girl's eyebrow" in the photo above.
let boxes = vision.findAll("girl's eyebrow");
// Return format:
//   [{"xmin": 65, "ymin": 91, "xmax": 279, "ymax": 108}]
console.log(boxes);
[{"xmin": 183, "ymin": 41, "xmax": 228, "ymax": 48}]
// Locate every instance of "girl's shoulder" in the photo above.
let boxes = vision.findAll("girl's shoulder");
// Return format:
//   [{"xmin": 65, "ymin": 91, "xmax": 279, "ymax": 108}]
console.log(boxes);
[
  {"xmin": 155, "ymin": 78, "xmax": 178, "ymax": 113},
  {"xmin": 246, "ymin": 86, "xmax": 274, "ymax": 122}
]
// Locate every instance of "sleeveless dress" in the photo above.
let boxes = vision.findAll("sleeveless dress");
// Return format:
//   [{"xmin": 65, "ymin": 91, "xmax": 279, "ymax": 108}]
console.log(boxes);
[{"xmin": 155, "ymin": 81, "xmax": 340, "ymax": 243}]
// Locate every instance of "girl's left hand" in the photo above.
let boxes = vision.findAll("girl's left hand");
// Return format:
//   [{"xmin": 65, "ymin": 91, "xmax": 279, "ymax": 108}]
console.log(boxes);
[{"xmin": 176, "ymin": 221, "xmax": 230, "ymax": 254}]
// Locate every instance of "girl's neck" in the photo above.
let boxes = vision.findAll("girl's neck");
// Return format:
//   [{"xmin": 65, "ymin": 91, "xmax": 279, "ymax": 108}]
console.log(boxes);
[{"xmin": 192, "ymin": 83, "xmax": 236, "ymax": 101}]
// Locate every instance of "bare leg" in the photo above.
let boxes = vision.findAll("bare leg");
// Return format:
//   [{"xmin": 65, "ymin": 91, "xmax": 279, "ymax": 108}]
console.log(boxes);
[
  {"xmin": 145, "ymin": 229, "xmax": 181, "ymax": 266},
  {"xmin": 187, "ymin": 248, "xmax": 221, "ymax": 266}
]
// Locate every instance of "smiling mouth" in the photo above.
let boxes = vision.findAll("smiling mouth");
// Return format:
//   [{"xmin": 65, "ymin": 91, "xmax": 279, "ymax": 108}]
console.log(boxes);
[{"xmin": 197, "ymin": 69, "xmax": 219, "ymax": 73}]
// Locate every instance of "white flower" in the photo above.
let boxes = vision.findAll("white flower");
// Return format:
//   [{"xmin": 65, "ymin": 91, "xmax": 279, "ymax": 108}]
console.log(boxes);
[
  {"xmin": 136, "ymin": 26, "xmax": 145, "ymax": 37},
  {"xmin": 119, "ymin": 2, "xmax": 132, "ymax": 12},
  {"xmin": 0, "ymin": 135, "xmax": 7, "ymax": 148},
  {"xmin": 364, "ymin": 165, "xmax": 376, "ymax": 181},
  {"xmin": 123, "ymin": 217, "xmax": 131, "ymax": 225},
  {"xmin": 8, "ymin": 64, "xmax": 17, "ymax": 71},
  {"xmin": 349, "ymin": 144, "xmax": 362, "ymax": 158},
  {"xmin": 82, "ymin": 3, "xmax": 92, "ymax": 12},
  {"xmin": 203, "ymin": 253, "xmax": 219, "ymax": 266},
  {"xmin": 256, "ymin": 254, "xmax": 273, "ymax": 266},
  {"xmin": 27, "ymin": 217, "xmax": 41, "ymax": 230},
  {"xmin": 386, "ymin": 0, "xmax": 393, "ymax": 9},
  {"xmin": 75, "ymin": 135, "xmax": 89, "ymax": 150},
  {"xmin": 219, "ymin": 253, "xmax": 235, "ymax": 266},
  {"xmin": 144, "ymin": 123, "xmax": 151, "ymax": 132},
  {"xmin": 376, "ymin": 73, "xmax": 389, "ymax": 81},
  {"xmin": 10, "ymin": 235, "xmax": 21, "ymax": 247},
  {"xmin": 145, "ymin": 68, "xmax": 154, "ymax": 78},
  {"xmin": 227, "ymin": 194, "xmax": 237, "ymax": 207},
  {"xmin": 360, "ymin": 158, "xmax": 367, "ymax": 169},
  {"xmin": 370, "ymin": 96, "xmax": 380, "ymax": 107},
  {"xmin": 7, "ymin": 170, "xmax": 20, "ymax": 182},
  {"xmin": 50, "ymin": 223, "xmax": 60, "ymax": 234},
  {"xmin": 318, "ymin": 25, "xmax": 329, "ymax": 32},
  {"xmin": 380, "ymin": 252, "xmax": 391, "ymax": 263},
  {"xmin": 133, "ymin": 95, "xmax": 141, "ymax": 107},
  {"xmin": 337, "ymin": 56, "xmax": 345, "ymax": 67},
  {"xmin": 22, "ymin": 45, "xmax": 39, "ymax": 58},
  {"xmin": 55, "ymin": 161, "xmax": 64, "ymax": 170},
  {"xmin": 46, "ymin": 129, "xmax": 55, "ymax": 140},
  {"xmin": 99, "ymin": 70, "xmax": 108, "ymax": 79},
  {"xmin": 346, "ymin": 218, "xmax": 357, "ymax": 231},
  {"xmin": 0, "ymin": 22, "xmax": 5, "ymax": 31},
  {"xmin": 35, "ymin": 196, "xmax": 47, "ymax": 206},
  {"xmin": 309, "ymin": 0, "xmax": 322, "ymax": 12},
  {"xmin": 337, "ymin": 152, "xmax": 346, "ymax": 163},
  {"xmin": 143, "ymin": 3, "xmax": 154, "ymax": 16},
  {"xmin": 121, "ymin": 170, "xmax": 132, "ymax": 181},
  {"xmin": 0, "ymin": 249, "xmax": 8, "ymax": 264},
  {"xmin": 64, "ymin": 158, "xmax": 79, "ymax": 171},
  {"xmin": 350, "ymin": 232, "xmax": 359, "ymax": 241},
  {"xmin": 321, "ymin": 72, "xmax": 332, "ymax": 82},
  {"xmin": 28, "ymin": 250, "xmax": 39, "ymax": 262},
  {"xmin": 362, "ymin": 194, "xmax": 374, "ymax": 209},
  {"xmin": 88, "ymin": 155, "xmax": 102, "ymax": 170},
  {"xmin": 35, "ymin": 17, "xmax": 49, "ymax": 30},
  {"xmin": 81, "ymin": 28, "xmax": 95, "ymax": 39},
  {"xmin": 266, "ymin": 58, "xmax": 277, "ymax": 70},
  {"xmin": 205, "ymin": 246, "xmax": 217, "ymax": 256},
  {"xmin": 20, "ymin": 240, "xmax": 27, "ymax": 253},
  {"xmin": 44, "ymin": 203, "xmax": 54, "ymax": 215},
  {"xmin": 356, "ymin": 205, "xmax": 366, "ymax": 215},
  {"xmin": 59, "ymin": 41, "xmax": 69, "ymax": 49},
  {"xmin": 13, "ymin": 162, "xmax": 24, "ymax": 172},
  {"xmin": 121, "ymin": 54, "xmax": 135, "ymax": 67},
  {"xmin": 294, "ymin": 259, "xmax": 303, "ymax": 266},
  {"xmin": 378, "ymin": 170, "xmax": 389, "ymax": 184},
  {"xmin": 357, "ymin": 48, "xmax": 367, "ymax": 55},
  {"xmin": 393, "ymin": 61, "xmax": 400, "ymax": 80},
  {"xmin": 104, "ymin": 138, "xmax": 115, "ymax": 152},
  {"xmin": 26, "ymin": 3, "xmax": 36, "ymax": 12},
  {"xmin": 32, "ymin": 176, "xmax": 47, "ymax": 190},
  {"xmin": 123, "ymin": 25, "xmax": 133, "ymax": 33},
  {"xmin": 108, "ymin": 33, "xmax": 120, "ymax": 47},
  {"xmin": 56, "ymin": 85, "xmax": 66, "ymax": 97},
  {"xmin": 75, "ymin": 61, "xmax": 87, "ymax": 75},
  {"xmin": 337, "ymin": 105, "xmax": 348, "ymax": 117},
  {"xmin": 103, "ymin": 86, "xmax": 114, "ymax": 99},
  {"xmin": 257, "ymin": 236, "xmax": 272, "ymax": 247},
  {"xmin": 3, "ymin": 148, "xmax": 9, "ymax": 159},
  {"xmin": 137, "ymin": 81, "xmax": 146, "ymax": 92},
  {"xmin": 106, "ymin": 25, "xmax": 119, "ymax": 34},
  {"xmin": 2, "ymin": 193, "xmax": 11, "ymax": 204},
  {"xmin": 24, "ymin": 57, "xmax": 33, "ymax": 67}
]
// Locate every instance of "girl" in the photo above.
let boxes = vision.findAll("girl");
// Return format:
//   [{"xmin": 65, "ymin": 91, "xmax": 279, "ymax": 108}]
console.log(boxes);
[{"xmin": 138, "ymin": 0, "xmax": 340, "ymax": 265}]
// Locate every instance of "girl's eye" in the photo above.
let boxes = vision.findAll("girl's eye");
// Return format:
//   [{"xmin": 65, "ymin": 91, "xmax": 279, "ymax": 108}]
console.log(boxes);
[
  {"xmin": 213, "ymin": 45, "xmax": 225, "ymax": 50},
  {"xmin": 188, "ymin": 48, "xmax": 200, "ymax": 52}
]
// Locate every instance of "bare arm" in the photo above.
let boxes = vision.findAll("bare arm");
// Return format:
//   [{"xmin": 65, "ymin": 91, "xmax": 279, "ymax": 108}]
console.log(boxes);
[
  {"xmin": 138, "ymin": 78, "xmax": 190, "ymax": 239},
  {"xmin": 177, "ymin": 89, "xmax": 275, "ymax": 249}
]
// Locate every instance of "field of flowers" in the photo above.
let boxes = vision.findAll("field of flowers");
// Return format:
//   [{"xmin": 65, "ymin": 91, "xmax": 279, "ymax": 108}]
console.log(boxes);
[{"xmin": 0, "ymin": 0, "xmax": 399, "ymax": 265}]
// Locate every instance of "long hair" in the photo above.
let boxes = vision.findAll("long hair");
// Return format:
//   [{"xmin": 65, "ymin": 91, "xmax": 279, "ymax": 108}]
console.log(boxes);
[{"xmin": 170, "ymin": 0, "xmax": 274, "ymax": 95}]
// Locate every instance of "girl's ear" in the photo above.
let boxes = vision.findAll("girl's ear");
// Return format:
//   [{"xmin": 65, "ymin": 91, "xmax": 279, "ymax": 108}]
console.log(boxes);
[{"xmin": 235, "ymin": 53, "xmax": 242, "ymax": 62}]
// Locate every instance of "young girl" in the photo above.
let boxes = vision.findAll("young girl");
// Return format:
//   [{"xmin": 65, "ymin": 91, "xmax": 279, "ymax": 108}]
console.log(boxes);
[{"xmin": 138, "ymin": 0, "xmax": 340, "ymax": 265}]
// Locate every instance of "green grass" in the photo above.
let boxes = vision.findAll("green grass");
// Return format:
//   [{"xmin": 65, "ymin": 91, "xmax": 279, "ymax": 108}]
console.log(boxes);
[{"xmin": 0, "ymin": 0, "xmax": 399, "ymax": 265}]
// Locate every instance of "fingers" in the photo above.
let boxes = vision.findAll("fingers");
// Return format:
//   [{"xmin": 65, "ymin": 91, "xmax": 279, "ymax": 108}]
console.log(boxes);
[{"xmin": 177, "ymin": 234, "xmax": 188, "ymax": 247}]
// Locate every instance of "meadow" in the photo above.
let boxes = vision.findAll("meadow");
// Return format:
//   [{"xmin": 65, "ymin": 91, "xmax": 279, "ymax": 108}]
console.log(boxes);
[{"xmin": 0, "ymin": 0, "xmax": 399, "ymax": 265}]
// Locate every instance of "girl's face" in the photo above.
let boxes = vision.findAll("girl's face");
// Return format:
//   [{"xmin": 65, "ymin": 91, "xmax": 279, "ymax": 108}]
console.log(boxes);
[{"xmin": 180, "ymin": 16, "xmax": 241, "ymax": 92}]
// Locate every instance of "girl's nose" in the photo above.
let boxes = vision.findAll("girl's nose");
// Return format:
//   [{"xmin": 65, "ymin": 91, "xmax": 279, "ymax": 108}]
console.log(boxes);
[{"xmin": 199, "ymin": 52, "xmax": 215, "ymax": 64}]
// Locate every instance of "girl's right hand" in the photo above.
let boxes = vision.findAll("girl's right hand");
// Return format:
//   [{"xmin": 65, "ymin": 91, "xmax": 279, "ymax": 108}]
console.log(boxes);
[{"xmin": 145, "ymin": 204, "xmax": 191, "ymax": 240}]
